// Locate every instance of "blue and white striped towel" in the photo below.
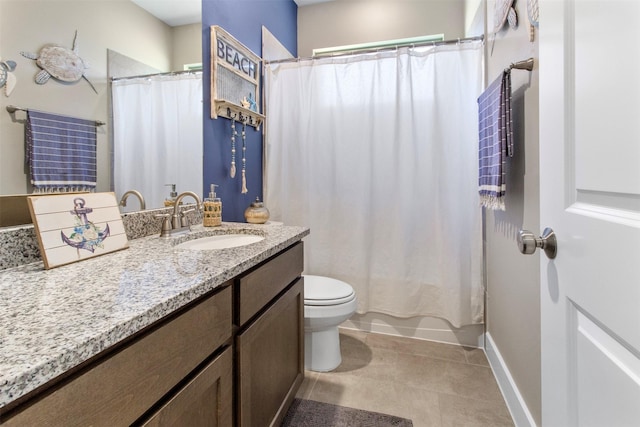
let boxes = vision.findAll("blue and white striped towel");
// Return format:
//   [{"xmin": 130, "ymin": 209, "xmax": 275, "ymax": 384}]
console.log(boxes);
[
  {"xmin": 477, "ymin": 70, "xmax": 513, "ymax": 210},
  {"xmin": 26, "ymin": 110, "xmax": 97, "ymax": 193}
]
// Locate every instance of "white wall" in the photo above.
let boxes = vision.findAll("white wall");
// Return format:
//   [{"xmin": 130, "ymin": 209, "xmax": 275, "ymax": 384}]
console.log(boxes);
[
  {"xmin": 465, "ymin": 0, "xmax": 484, "ymax": 37},
  {"xmin": 483, "ymin": 0, "xmax": 541, "ymax": 424},
  {"xmin": 297, "ymin": 0, "xmax": 465, "ymax": 57},
  {"xmin": 172, "ymin": 23, "xmax": 202, "ymax": 70}
]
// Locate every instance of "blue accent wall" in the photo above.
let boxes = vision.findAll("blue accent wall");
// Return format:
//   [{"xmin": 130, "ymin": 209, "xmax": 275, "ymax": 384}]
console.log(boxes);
[{"xmin": 202, "ymin": 0, "xmax": 297, "ymax": 221}]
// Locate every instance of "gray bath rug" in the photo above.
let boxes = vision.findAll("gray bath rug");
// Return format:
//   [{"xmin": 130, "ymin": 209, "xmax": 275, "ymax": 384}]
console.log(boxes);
[{"xmin": 281, "ymin": 398, "xmax": 413, "ymax": 427}]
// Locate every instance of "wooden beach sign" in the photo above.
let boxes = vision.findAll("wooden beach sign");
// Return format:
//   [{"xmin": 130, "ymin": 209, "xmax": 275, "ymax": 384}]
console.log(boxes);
[{"xmin": 27, "ymin": 192, "xmax": 129, "ymax": 269}]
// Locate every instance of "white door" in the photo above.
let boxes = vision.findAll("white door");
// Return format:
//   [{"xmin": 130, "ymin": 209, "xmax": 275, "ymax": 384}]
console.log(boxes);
[{"xmin": 539, "ymin": 1, "xmax": 640, "ymax": 426}]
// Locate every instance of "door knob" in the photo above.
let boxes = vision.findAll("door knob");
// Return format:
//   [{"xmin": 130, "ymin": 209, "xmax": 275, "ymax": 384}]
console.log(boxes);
[{"xmin": 517, "ymin": 227, "xmax": 557, "ymax": 259}]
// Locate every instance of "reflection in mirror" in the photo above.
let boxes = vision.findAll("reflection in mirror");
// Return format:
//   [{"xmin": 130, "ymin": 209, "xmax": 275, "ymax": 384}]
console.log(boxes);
[
  {"xmin": 0, "ymin": 0, "xmax": 201, "ymax": 224},
  {"xmin": 111, "ymin": 68, "xmax": 203, "ymax": 212},
  {"xmin": 108, "ymin": 11, "xmax": 203, "ymax": 212}
]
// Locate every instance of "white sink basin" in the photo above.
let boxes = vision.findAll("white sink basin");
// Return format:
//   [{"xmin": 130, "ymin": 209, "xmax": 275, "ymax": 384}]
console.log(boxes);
[{"xmin": 175, "ymin": 234, "xmax": 265, "ymax": 250}]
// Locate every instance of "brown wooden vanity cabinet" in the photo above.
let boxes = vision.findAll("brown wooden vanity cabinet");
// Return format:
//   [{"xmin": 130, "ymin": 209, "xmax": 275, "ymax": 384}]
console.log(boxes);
[
  {"xmin": 1, "ymin": 241, "xmax": 305, "ymax": 427},
  {"xmin": 2, "ymin": 284, "xmax": 233, "ymax": 427},
  {"xmin": 235, "ymin": 242, "xmax": 305, "ymax": 427}
]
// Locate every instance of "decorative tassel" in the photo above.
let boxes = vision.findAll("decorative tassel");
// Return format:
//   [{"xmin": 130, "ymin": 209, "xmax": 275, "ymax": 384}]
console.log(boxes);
[
  {"xmin": 241, "ymin": 120, "xmax": 247, "ymax": 193},
  {"xmin": 241, "ymin": 169, "xmax": 248, "ymax": 194},
  {"xmin": 230, "ymin": 118, "xmax": 237, "ymax": 178}
]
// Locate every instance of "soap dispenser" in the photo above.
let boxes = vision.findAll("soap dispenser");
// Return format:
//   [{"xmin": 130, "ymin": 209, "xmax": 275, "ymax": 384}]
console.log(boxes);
[
  {"xmin": 164, "ymin": 184, "xmax": 178, "ymax": 207},
  {"xmin": 203, "ymin": 184, "xmax": 222, "ymax": 227}
]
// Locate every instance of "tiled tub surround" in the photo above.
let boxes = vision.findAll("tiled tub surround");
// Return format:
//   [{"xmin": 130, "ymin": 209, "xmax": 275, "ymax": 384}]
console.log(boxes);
[
  {"xmin": 0, "ymin": 206, "xmax": 203, "ymax": 270},
  {"xmin": 0, "ymin": 222, "xmax": 309, "ymax": 410}
]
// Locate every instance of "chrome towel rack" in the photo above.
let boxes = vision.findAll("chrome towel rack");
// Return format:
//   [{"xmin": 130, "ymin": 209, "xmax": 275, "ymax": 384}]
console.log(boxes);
[
  {"xmin": 6, "ymin": 105, "xmax": 106, "ymax": 126},
  {"xmin": 506, "ymin": 58, "xmax": 534, "ymax": 72}
]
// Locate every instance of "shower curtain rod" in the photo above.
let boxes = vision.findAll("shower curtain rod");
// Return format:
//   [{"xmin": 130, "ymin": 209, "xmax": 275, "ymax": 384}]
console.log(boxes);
[
  {"xmin": 264, "ymin": 35, "xmax": 485, "ymax": 65},
  {"xmin": 111, "ymin": 69, "xmax": 202, "ymax": 82}
]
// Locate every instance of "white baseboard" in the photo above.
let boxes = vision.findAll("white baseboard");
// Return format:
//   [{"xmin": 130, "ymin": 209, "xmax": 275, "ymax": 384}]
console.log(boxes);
[
  {"xmin": 341, "ymin": 312, "xmax": 484, "ymax": 348},
  {"xmin": 485, "ymin": 332, "xmax": 537, "ymax": 427}
]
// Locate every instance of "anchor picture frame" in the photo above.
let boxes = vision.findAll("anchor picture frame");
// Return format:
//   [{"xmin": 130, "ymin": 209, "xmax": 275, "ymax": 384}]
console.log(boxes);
[{"xmin": 27, "ymin": 192, "xmax": 129, "ymax": 269}]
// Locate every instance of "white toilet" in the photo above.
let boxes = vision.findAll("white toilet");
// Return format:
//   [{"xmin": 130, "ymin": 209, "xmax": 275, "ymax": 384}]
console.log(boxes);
[{"xmin": 303, "ymin": 275, "xmax": 357, "ymax": 372}]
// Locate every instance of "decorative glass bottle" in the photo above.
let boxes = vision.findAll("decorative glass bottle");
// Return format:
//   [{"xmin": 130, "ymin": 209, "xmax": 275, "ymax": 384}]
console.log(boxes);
[{"xmin": 244, "ymin": 197, "xmax": 269, "ymax": 224}]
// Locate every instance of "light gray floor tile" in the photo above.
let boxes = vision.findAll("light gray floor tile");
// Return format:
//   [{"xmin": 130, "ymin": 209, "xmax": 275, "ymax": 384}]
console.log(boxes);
[
  {"xmin": 365, "ymin": 332, "xmax": 468, "ymax": 363},
  {"xmin": 439, "ymin": 393, "xmax": 515, "ymax": 427},
  {"xmin": 296, "ymin": 370, "xmax": 319, "ymax": 400},
  {"xmin": 463, "ymin": 346, "xmax": 490, "ymax": 366},
  {"xmin": 300, "ymin": 330, "xmax": 513, "ymax": 426}
]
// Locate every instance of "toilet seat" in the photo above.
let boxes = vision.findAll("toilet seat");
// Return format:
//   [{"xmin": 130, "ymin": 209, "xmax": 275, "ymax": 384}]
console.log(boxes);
[{"xmin": 304, "ymin": 275, "xmax": 356, "ymax": 306}]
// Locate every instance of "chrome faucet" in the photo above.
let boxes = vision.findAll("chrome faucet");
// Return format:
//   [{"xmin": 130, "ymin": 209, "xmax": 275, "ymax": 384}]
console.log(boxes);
[
  {"xmin": 158, "ymin": 191, "xmax": 202, "ymax": 237},
  {"xmin": 172, "ymin": 191, "xmax": 201, "ymax": 230},
  {"xmin": 119, "ymin": 190, "xmax": 146, "ymax": 210}
]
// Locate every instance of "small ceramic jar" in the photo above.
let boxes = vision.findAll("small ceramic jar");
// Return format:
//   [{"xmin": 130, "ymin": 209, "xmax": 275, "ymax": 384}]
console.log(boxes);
[{"xmin": 244, "ymin": 197, "xmax": 270, "ymax": 224}]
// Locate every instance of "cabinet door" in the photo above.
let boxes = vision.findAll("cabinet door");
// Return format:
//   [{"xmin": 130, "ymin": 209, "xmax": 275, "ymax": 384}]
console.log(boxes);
[
  {"xmin": 142, "ymin": 346, "xmax": 233, "ymax": 427},
  {"xmin": 236, "ymin": 278, "xmax": 304, "ymax": 427}
]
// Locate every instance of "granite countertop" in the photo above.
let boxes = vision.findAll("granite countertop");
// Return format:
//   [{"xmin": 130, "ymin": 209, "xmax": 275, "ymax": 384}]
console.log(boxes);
[{"xmin": 0, "ymin": 222, "xmax": 309, "ymax": 409}]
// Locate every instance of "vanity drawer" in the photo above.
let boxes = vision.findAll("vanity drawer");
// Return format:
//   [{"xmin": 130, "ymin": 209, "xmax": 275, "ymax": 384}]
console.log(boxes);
[
  {"xmin": 3, "ymin": 284, "xmax": 232, "ymax": 427},
  {"xmin": 237, "ymin": 241, "xmax": 303, "ymax": 326}
]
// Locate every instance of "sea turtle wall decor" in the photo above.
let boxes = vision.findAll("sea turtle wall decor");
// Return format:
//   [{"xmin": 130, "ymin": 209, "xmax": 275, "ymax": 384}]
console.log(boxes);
[
  {"xmin": 493, "ymin": 0, "xmax": 518, "ymax": 34},
  {"xmin": 21, "ymin": 30, "xmax": 97, "ymax": 94},
  {"xmin": 0, "ymin": 58, "xmax": 17, "ymax": 96}
]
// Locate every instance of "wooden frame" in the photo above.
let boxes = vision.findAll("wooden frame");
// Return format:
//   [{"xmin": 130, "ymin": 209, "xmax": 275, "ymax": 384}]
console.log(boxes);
[
  {"xmin": 210, "ymin": 25, "xmax": 265, "ymax": 129},
  {"xmin": 27, "ymin": 192, "xmax": 128, "ymax": 269}
]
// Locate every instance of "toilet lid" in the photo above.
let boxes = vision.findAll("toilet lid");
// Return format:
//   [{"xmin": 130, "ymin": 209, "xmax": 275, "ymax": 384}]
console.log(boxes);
[{"xmin": 303, "ymin": 275, "xmax": 356, "ymax": 306}]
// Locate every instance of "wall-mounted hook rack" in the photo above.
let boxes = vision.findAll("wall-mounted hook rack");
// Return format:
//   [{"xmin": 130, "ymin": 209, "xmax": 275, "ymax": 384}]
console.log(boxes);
[{"xmin": 215, "ymin": 100, "xmax": 264, "ymax": 130}]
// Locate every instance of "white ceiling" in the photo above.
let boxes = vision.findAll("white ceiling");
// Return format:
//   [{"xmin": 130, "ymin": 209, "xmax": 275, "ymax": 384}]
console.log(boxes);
[
  {"xmin": 132, "ymin": 0, "xmax": 332, "ymax": 27},
  {"xmin": 131, "ymin": 0, "xmax": 201, "ymax": 27}
]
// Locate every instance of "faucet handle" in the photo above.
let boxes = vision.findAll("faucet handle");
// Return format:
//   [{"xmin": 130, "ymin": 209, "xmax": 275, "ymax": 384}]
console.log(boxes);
[
  {"xmin": 180, "ymin": 208, "xmax": 196, "ymax": 227},
  {"xmin": 155, "ymin": 213, "xmax": 172, "ymax": 237}
]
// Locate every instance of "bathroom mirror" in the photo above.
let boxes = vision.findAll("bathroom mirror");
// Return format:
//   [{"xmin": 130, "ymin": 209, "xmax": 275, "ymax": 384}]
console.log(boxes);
[{"xmin": 0, "ymin": 0, "xmax": 202, "ymax": 221}]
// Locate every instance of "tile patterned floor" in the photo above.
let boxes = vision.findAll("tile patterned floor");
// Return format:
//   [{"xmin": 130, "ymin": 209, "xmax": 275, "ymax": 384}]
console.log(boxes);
[{"xmin": 296, "ymin": 329, "xmax": 515, "ymax": 427}]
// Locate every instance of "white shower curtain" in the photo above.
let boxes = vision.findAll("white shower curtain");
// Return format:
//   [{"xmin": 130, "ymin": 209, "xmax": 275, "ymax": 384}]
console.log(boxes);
[
  {"xmin": 112, "ymin": 73, "xmax": 203, "ymax": 211},
  {"xmin": 264, "ymin": 42, "xmax": 484, "ymax": 327}
]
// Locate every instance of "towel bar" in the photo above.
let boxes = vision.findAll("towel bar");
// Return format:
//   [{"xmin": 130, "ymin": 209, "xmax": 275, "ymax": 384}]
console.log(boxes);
[
  {"xmin": 507, "ymin": 58, "xmax": 534, "ymax": 72},
  {"xmin": 6, "ymin": 105, "xmax": 105, "ymax": 126}
]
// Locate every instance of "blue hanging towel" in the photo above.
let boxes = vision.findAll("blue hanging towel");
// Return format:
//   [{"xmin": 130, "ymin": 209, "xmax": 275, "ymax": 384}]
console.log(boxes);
[
  {"xmin": 26, "ymin": 110, "xmax": 97, "ymax": 193},
  {"xmin": 477, "ymin": 70, "xmax": 513, "ymax": 211}
]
